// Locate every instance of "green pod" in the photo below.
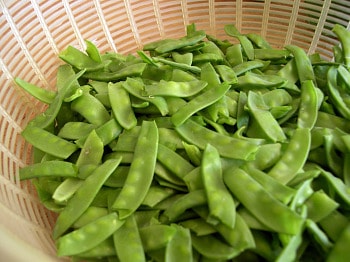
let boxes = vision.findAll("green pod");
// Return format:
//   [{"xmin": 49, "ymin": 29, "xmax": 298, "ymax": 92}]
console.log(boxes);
[
  {"xmin": 224, "ymin": 168, "xmax": 304, "ymax": 235},
  {"xmin": 56, "ymin": 212, "xmax": 124, "ymax": 257},
  {"xmin": 111, "ymin": 121, "xmax": 159, "ymax": 219},
  {"xmin": 53, "ymin": 158, "xmax": 122, "ymax": 239}
]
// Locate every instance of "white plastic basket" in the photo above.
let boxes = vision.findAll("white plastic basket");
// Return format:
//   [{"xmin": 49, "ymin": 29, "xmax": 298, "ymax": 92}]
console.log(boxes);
[{"xmin": 1, "ymin": 0, "xmax": 350, "ymax": 261}]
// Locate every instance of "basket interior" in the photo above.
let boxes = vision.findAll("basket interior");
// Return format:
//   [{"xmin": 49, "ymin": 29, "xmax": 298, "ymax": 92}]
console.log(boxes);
[{"xmin": 1, "ymin": 0, "xmax": 350, "ymax": 260}]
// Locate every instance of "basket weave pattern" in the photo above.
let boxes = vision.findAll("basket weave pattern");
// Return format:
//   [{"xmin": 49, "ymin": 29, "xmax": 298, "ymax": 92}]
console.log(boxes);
[{"xmin": 1, "ymin": 0, "xmax": 350, "ymax": 260}]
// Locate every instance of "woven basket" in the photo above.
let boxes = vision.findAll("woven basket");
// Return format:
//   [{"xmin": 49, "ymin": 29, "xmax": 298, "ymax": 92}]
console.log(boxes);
[{"xmin": 1, "ymin": 0, "xmax": 349, "ymax": 261}]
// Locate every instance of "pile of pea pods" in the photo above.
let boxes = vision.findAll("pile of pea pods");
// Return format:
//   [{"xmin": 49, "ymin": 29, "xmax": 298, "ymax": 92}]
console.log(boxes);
[{"xmin": 18, "ymin": 23, "xmax": 350, "ymax": 261}]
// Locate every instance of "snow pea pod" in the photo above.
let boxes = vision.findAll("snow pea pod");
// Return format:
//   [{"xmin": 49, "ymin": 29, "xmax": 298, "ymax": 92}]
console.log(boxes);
[
  {"xmin": 123, "ymin": 77, "xmax": 169, "ymax": 116},
  {"xmin": 224, "ymin": 168, "xmax": 304, "ymax": 234},
  {"xmin": 143, "ymin": 79, "xmax": 207, "ymax": 98},
  {"xmin": 76, "ymin": 130, "xmax": 104, "ymax": 168},
  {"xmin": 172, "ymin": 52, "xmax": 193, "ymax": 66},
  {"xmin": 71, "ymin": 88, "xmax": 110, "ymax": 126},
  {"xmin": 201, "ymin": 144, "xmax": 236, "ymax": 228},
  {"xmin": 224, "ymin": 24, "xmax": 254, "ymax": 60},
  {"xmin": 19, "ymin": 160, "xmax": 78, "ymax": 180},
  {"xmin": 191, "ymin": 233, "xmax": 241, "ymax": 260},
  {"xmin": 108, "ymin": 81, "xmax": 137, "ymax": 130},
  {"xmin": 232, "ymin": 60, "xmax": 268, "ymax": 76},
  {"xmin": 53, "ymin": 158, "xmax": 122, "ymax": 239},
  {"xmin": 52, "ymin": 178, "xmax": 83, "ymax": 204},
  {"xmin": 113, "ymin": 214, "xmax": 145, "ymax": 262},
  {"xmin": 297, "ymin": 80, "xmax": 318, "ymax": 129},
  {"xmin": 327, "ymin": 66, "xmax": 350, "ymax": 120},
  {"xmin": 171, "ymin": 82, "xmax": 231, "ymax": 127},
  {"xmin": 215, "ymin": 64, "xmax": 238, "ymax": 84},
  {"xmin": 15, "ymin": 78, "xmax": 56, "ymax": 104},
  {"xmin": 268, "ymin": 127, "xmax": 311, "ymax": 184},
  {"xmin": 73, "ymin": 206, "xmax": 109, "ymax": 228},
  {"xmin": 332, "ymin": 24, "xmax": 350, "ymax": 69},
  {"xmin": 111, "ymin": 121, "xmax": 158, "ymax": 219},
  {"xmin": 59, "ymin": 45, "xmax": 105, "ymax": 72},
  {"xmin": 21, "ymin": 126, "xmax": 78, "ymax": 159},
  {"xmin": 58, "ymin": 122, "xmax": 95, "ymax": 140},
  {"xmin": 305, "ymin": 190, "xmax": 339, "ymax": 223},
  {"xmin": 246, "ymin": 91, "xmax": 286, "ymax": 142},
  {"xmin": 247, "ymin": 33, "xmax": 272, "ymax": 49},
  {"xmin": 165, "ymin": 224, "xmax": 193, "ymax": 262},
  {"xmin": 83, "ymin": 63, "xmax": 147, "ymax": 81},
  {"xmin": 155, "ymin": 30, "xmax": 206, "ymax": 53},
  {"xmin": 153, "ymin": 57, "xmax": 201, "ymax": 74},
  {"xmin": 157, "ymin": 143, "xmax": 195, "ymax": 180},
  {"xmin": 254, "ymin": 48, "xmax": 290, "ymax": 60},
  {"xmin": 226, "ymin": 44, "xmax": 244, "ymax": 67},
  {"xmin": 56, "ymin": 212, "xmax": 124, "ymax": 257},
  {"xmin": 175, "ymin": 119, "xmax": 259, "ymax": 160},
  {"xmin": 139, "ymin": 224, "xmax": 177, "ymax": 251},
  {"xmin": 285, "ymin": 44, "xmax": 315, "ymax": 83}
]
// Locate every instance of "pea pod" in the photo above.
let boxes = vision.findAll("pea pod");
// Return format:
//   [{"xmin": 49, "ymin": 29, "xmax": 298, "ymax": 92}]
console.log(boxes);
[
  {"xmin": 111, "ymin": 121, "xmax": 159, "ymax": 219},
  {"xmin": 15, "ymin": 78, "xmax": 56, "ymax": 104},
  {"xmin": 21, "ymin": 126, "xmax": 78, "ymax": 159},
  {"xmin": 224, "ymin": 168, "xmax": 304, "ymax": 234},
  {"xmin": 19, "ymin": 160, "xmax": 78, "ymax": 180},
  {"xmin": 113, "ymin": 214, "xmax": 145, "ymax": 262},
  {"xmin": 175, "ymin": 119, "xmax": 259, "ymax": 160},
  {"xmin": 53, "ymin": 158, "xmax": 122, "ymax": 239},
  {"xmin": 171, "ymin": 82, "xmax": 231, "ymax": 127},
  {"xmin": 165, "ymin": 224, "xmax": 193, "ymax": 262},
  {"xmin": 268, "ymin": 128, "xmax": 311, "ymax": 184},
  {"xmin": 56, "ymin": 212, "xmax": 124, "ymax": 257},
  {"xmin": 201, "ymin": 144, "xmax": 236, "ymax": 228},
  {"xmin": 332, "ymin": 24, "xmax": 350, "ymax": 69},
  {"xmin": 108, "ymin": 81, "xmax": 137, "ymax": 130}
]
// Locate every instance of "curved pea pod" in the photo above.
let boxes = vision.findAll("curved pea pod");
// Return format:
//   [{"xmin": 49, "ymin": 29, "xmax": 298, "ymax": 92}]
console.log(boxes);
[
  {"xmin": 268, "ymin": 127, "xmax": 311, "ymax": 184},
  {"xmin": 179, "ymin": 217, "xmax": 216, "ymax": 236},
  {"xmin": 201, "ymin": 144, "xmax": 236, "ymax": 228},
  {"xmin": 19, "ymin": 160, "xmax": 78, "ymax": 180},
  {"xmin": 111, "ymin": 121, "xmax": 159, "ymax": 219},
  {"xmin": 76, "ymin": 130, "xmax": 104, "ymax": 168},
  {"xmin": 14, "ymin": 78, "xmax": 56, "ymax": 104},
  {"xmin": 21, "ymin": 126, "xmax": 78, "ymax": 159},
  {"xmin": 82, "ymin": 62, "xmax": 147, "ymax": 81},
  {"xmin": 58, "ymin": 121, "xmax": 96, "ymax": 140},
  {"xmin": 332, "ymin": 24, "xmax": 350, "ymax": 69},
  {"xmin": 246, "ymin": 143, "xmax": 282, "ymax": 171},
  {"xmin": 232, "ymin": 60, "xmax": 268, "ymax": 76},
  {"xmin": 157, "ymin": 143, "xmax": 195, "ymax": 180},
  {"xmin": 143, "ymin": 80, "xmax": 207, "ymax": 98},
  {"xmin": 113, "ymin": 214, "xmax": 145, "ymax": 262},
  {"xmin": 305, "ymin": 190, "xmax": 339, "ymax": 223},
  {"xmin": 244, "ymin": 166, "xmax": 295, "ymax": 205},
  {"xmin": 72, "ymin": 237, "xmax": 116, "ymax": 259},
  {"xmin": 108, "ymin": 81, "xmax": 137, "ymax": 130},
  {"xmin": 316, "ymin": 111, "xmax": 350, "ymax": 133},
  {"xmin": 123, "ymin": 77, "xmax": 169, "ymax": 116},
  {"xmin": 175, "ymin": 119, "xmax": 259, "ymax": 160},
  {"xmin": 171, "ymin": 82, "xmax": 231, "ymax": 127},
  {"xmin": 71, "ymin": 89, "xmax": 111, "ymax": 126},
  {"xmin": 254, "ymin": 48, "xmax": 290, "ymax": 60},
  {"xmin": 285, "ymin": 44, "xmax": 315, "ymax": 83},
  {"xmin": 56, "ymin": 212, "xmax": 124, "ymax": 257},
  {"xmin": 215, "ymin": 65, "xmax": 238, "ymax": 85},
  {"xmin": 53, "ymin": 158, "xmax": 122, "ymax": 239},
  {"xmin": 28, "ymin": 69, "xmax": 86, "ymax": 129},
  {"xmin": 139, "ymin": 224, "xmax": 177, "ymax": 251},
  {"xmin": 327, "ymin": 66, "xmax": 350, "ymax": 120},
  {"xmin": 52, "ymin": 178, "xmax": 83, "ymax": 204},
  {"xmin": 224, "ymin": 24, "xmax": 254, "ymax": 61},
  {"xmin": 191, "ymin": 233, "xmax": 242, "ymax": 260},
  {"xmin": 155, "ymin": 30, "xmax": 206, "ymax": 53},
  {"xmin": 226, "ymin": 44, "xmax": 244, "ymax": 67},
  {"xmin": 153, "ymin": 57, "xmax": 201, "ymax": 74},
  {"xmin": 246, "ymin": 91, "xmax": 287, "ymax": 143},
  {"xmin": 262, "ymin": 89, "xmax": 293, "ymax": 108},
  {"xmin": 165, "ymin": 224, "xmax": 193, "ymax": 262},
  {"xmin": 297, "ymin": 80, "xmax": 319, "ymax": 129},
  {"xmin": 161, "ymin": 190, "xmax": 207, "ymax": 223},
  {"xmin": 76, "ymin": 118, "xmax": 123, "ymax": 147},
  {"xmin": 172, "ymin": 52, "xmax": 193, "ymax": 65},
  {"xmin": 236, "ymin": 72, "xmax": 287, "ymax": 90},
  {"xmin": 59, "ymin": 45, "xmax": 105, "ymax": 72},
  {"xmin": 224, "ymin": 168, "xmax": 304, "ymax": 234},
  {"xmin": 73, "ymin": 206, "xmax": 109, "ymax": 228}
]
